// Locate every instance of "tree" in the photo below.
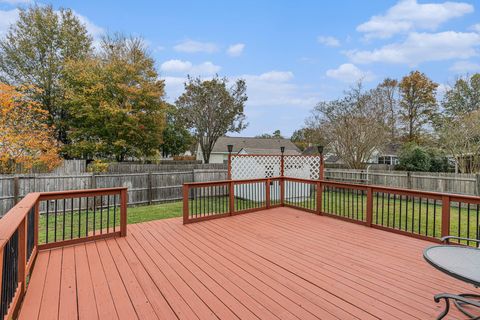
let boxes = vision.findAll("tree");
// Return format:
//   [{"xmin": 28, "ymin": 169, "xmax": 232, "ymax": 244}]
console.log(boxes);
[
  {"xmin": 0, "ymin": 5, "xmax": 92, "ymax": 145},
  {"xmin": 0, "ymin": 84, "xmax": 61, "ymax": 173},
  {"xmin": 398, "ymin": 71, "xmax": 438, "ymax": 142},
  {"xmin": 62, "ymin": 35, "xmax": 166, "ymax": 161},
  {"xmin": 176, "ymin": 76, "xmax": 247, "ymax": 163},
  {"xmin": 397, "ymin": 143, "xmax": 431, "ymax": 172},
  {"xmin": 372, "ymin": 78, "xmax": 399, "ymax": 142},
  {"xmin": 160, "ymin": 104, "xmax": 193, "ymax": 157},
  {"xmin": 436, "ymin": 110, "xmax": 480, "ymax": 173},
  {"xmin": 256, "ymin": 130, "xmax": 284, "ymax": 139},
  {"xmin": 306, "ymin": 82, "xmax": 389, "ymax": 169},
  {"xmin": 290, "ymin": 127, "xmax": 323, "ymax": 151},
  {"xmin": 442, "ymin": 74, "xmax": 480, "ymax": 117}
]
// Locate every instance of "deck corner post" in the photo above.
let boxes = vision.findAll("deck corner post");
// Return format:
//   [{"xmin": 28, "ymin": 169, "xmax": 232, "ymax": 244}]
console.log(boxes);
[
  {"xmin": 441, "ymin": 195, "xmax": 451, "ymax": 238},
  {"xmin": 366, "ymin": 187, "xmax": 373, "ymax": 227},
  {"xmin": 316, "ymin": 181, "xmax": 322, "ymax": 215},
  {"xmin": 229, "ymin": 181, "xmax": 235, "ymax": 215},
  {"xmin": 34, "ymin": 200, "xmax": 40, "ymax": 248},
  {"xmin": 120, "ymin": 188, "xmax": 128, "ymax": 236},
  {"xmin": 266, "ymin": 179, "xmax": 271, "ymax": 209},
  {"xmin": 183, "ymin": 184, "xmax": 189, "ymax": 224}
]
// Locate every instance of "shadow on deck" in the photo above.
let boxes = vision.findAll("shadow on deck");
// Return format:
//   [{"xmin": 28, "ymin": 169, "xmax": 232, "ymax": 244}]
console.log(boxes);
[{"xmin": 19, "ymin": 207, "xmax": 472, "ymax": 319}]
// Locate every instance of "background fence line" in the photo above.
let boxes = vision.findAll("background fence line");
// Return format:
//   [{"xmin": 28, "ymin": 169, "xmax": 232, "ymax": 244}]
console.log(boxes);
[
  {"xmin": 325, "ymin": 169, "xmax": 480, "ymax": 196},
  {"xmin": 0, "ymin": 169, "xmax": 227, "ymax": 217}
]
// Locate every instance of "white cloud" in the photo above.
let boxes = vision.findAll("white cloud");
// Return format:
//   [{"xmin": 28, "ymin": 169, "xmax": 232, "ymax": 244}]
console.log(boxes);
[
  {"xmin": 471, "ymin": 24, "xmax": 480, "ymax": 33},
  {"xmin": 317, "ymin": 36, "xmax": 340, "ymax": 47},
  {"xmin": 449, "ymin": 60, "xmax": 480, "ymax": 73},
  {"xmin": 161, "ymin": 59, "xmax": 193, "ymax": 72},
  {"xmin": 174, "ymin": 39, "xmax": 218, "ymax": 53},
  {"xmin": 0, "ymin": 9, "xmax": 18, "ymax": 36},
  {"xmin": 357, "ymin": 0, "xmax": 473, "ymax": 39},
  {"xmin": 160, "ymin": 59, "xmax": 220, "ymax": 75},
  {"xmin": 0, "ymin": 0, "xmax": 31, "ymax": 4},
  {"xmin": 191, "ymin": 61, "xmax": 221, "ymax": 74},
  {"xmin": 255, "ymin": 71, "xmax": 294, "ymax": 82},
  {"xmin": 326, "ymin": 63, "xmax": 375, "ymax": 83},
  {"xmin": 227, "ymin": 43, "xmax": 245, "ymax": 57},
  {"xmin": 347, "ymin": 31, "xmax": 480, "ymax": 65}
]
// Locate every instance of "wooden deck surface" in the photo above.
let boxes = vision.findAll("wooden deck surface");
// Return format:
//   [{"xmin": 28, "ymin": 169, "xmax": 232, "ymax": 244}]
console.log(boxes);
[{"xmin": 18, "ymin": 207, "xmax": 476, "ymax": 319}]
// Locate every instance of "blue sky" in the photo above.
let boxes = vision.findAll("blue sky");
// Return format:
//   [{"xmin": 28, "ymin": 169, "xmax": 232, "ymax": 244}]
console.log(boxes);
[{"xmin": 1, "ymin": 0, "xmax": 479, "ymax": 137}]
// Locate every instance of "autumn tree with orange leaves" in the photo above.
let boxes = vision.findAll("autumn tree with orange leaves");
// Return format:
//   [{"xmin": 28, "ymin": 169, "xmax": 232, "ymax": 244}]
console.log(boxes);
[{"xmin": 0, "ymin": 84, "xmax": 61, "ymax": 173}]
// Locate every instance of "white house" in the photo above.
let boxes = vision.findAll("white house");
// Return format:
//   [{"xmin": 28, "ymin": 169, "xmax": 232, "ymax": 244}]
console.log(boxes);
[{"xmin": 196, "ymin": 136, "xmax": 301, "ymax": 163}]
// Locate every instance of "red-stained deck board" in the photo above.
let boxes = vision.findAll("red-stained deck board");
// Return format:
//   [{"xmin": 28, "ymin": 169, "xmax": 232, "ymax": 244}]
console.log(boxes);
[{"xmin": 19, "ymin": 207, "xmax": 473, "ymax": 319}]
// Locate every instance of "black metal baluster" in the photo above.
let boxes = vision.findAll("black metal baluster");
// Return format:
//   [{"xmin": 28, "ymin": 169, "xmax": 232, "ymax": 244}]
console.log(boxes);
[
  {"xmin": 418, "ymin": 197, "xmax": 422, "ymax": 234},
  {"xmin": 467, "ymin": 203, "xmax": 471, "ymax": 245},
  {"xmin": 387, "ymin": 193, "xmax": 390, "ymax": 227},
  {"xmin": 70, "ymin": 198, "xmax": 74, "ymax": 240},
  {"xmin": 62, "ymin": 198, "xmax": 66, "ymax": 240},
  {"xmin": 54, "ymin": 199, "xmax": 58, "ymax": 242},
  {"xmin": 433, "ymin": 199, "xmax": 437, "ymax": 238},
  {"xmin": 458, "ymin": 202, "xmax": 462, "ymax": 240},
  {"xmin": 106, "ymin": 195, "xmax": 110, "ymax": 233},
  {"xmin": 393, "ymin": 194, "xmax": 396, "ymax": 229},
  {"xmin": 46, "ymin": 200, "xmax": 49, "ymax": 243},
  {"xmin": 399, "ymin": 195, "xmax": 402, "ymax": 230},
  {"xmin": 381, "ymin": 192, "xmax": 385, "ymax": 225},
  {"xmin": 113, "ymin": 195, "xmax": 117, "ymax": 232},
  {"xmin": 375, "ymin": 192, "xmax": 379, "ymax": 224},
  {"xmin": 412, "ymin": 196, "xmax": 415, "ymax": 232},
  {"xmin": 86, "ymin": 197, "xmax": 89, "ymax": 237},
  {"xmin": 425, "ymin": 198, "xmax": 429, "ymax": 236},
  {"xmin": 100, "ymin": 196, "xmax": 103, "ymax": 234},
  {"xmin": 78, "ymin": 197, "xmax": 82, "ymax": 238}
]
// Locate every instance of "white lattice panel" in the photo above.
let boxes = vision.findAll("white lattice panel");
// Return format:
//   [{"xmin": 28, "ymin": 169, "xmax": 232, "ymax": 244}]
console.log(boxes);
[
  {"xmin": 231, "ymin": 155, "xmax": 281, "ymax": 180},
  {"xmin": 284, "ymin": 156, "xmax": 321, "ymax": 180}
]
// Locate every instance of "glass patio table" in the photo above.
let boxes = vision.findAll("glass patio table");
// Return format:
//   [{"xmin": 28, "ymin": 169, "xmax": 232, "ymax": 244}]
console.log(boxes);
[{"xmin": 424, "ymin": 243, "xmax": 480, "ymax": 320}]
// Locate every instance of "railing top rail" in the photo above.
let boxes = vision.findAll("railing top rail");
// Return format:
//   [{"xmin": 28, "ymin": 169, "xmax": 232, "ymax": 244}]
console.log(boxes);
[
  {"xmin": 0, "ymin": 192, "xmax": 39, "ymax": 250},
  {"xmin": 38, "ymin": 187, "xmax": 127, "ymax": 200},
  {"xmin": 184, "ymin": 176, "xmax": 480, "ymax": 203}
]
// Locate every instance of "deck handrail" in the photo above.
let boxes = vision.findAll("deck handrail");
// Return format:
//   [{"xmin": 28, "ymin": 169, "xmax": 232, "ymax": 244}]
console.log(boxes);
[
  {"xmin": 0, "ymin": 187, "xmax": 128, "ymax": 320},
  {"xmin": 183, "ymin": 177, "xmax": 480, "ymax": 245}
]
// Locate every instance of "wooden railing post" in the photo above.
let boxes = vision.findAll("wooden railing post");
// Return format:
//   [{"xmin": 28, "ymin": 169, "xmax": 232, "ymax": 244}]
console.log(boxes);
[
  {"xmin": 229, "ymin": 181, "xmax": 235, "ymax": 215},
  {"xmin": 120, "ymin": 189, "xmax": 128, "ymax": 236},
  {"xmin": 266, "ymin": 179, "xmax": 271, "ymax": 209},
  {"xmin": 316, "ymin": 181, "xmax": 322, "ymax": 215},
  {"xmin": 183, "ymin": 184, "xmax": 189, "ymax": 224},
  {"xmin": 18, "ymin": 217, "xmax": 27, "ymax": 295},
  {"xmin": 366, "ymin": 187, "xmax": 373, "ymax": 227},
  {"xmin": 441, "ymin": 195, "xmax": 451, "ymax": 238}
]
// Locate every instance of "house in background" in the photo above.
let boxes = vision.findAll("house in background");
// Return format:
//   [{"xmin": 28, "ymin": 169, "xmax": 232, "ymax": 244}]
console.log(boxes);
[{"xmin": 196, "ymin": 136, "xmax": 301, "ymax": 163}]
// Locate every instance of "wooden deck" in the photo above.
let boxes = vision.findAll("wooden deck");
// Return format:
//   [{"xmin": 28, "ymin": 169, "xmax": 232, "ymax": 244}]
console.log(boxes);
[{"xmin": 18, "ymin": 207, "xmax": 475, "ymax": 319}]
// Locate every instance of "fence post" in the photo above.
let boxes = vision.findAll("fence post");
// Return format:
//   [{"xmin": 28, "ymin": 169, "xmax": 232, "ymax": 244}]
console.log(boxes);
[
  {"xmin": 366, "ymin": 187, "xmax": 373, "ymax": 227},
  {"xmin": 441, "ymin": 195, "xmax": 451, "ymax": 238},
  {"xmin": 316, "ymin": 181, "xmax": 322, "ymax": 215},
  {"xmin": 475, "ymin": 174, "xmax": 480, "ymax": 196},
  {"xmin": 229, "ymin": 181, "xmax": 235, "ymax": 215},
  {"xmin": 406, "ymin": 171, "xmax": 412, "ymax": 189},
  {"xmin": 120, "ymin": 189, "xmax": 128, "ymax": 236},
  {"xmin": 183, "ymin": 185, "xmax": 189, "ymax": 224},
  {"xmin": 18, "ymin": 217, "xmax": 27, "ymax": 295},
  {"xmin": 13, "ymin": 176, "xmax": 19, "ymax": 204},
  {"xmin": 148, "ymin": 172, "xmax": 153, "ymax": 205},
  {"xmin": 91, "ymin": 173, "xmax": 96, "ymax": 189},
  {"xmin": 266, "ymin": 179, "xmax": 271, "ymax": 209}
]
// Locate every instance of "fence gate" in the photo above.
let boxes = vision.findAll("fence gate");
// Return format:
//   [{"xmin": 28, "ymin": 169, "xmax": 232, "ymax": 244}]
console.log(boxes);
[{"xmin": 229, "ymin": 154, "xmax": 323, "ymax": 202}]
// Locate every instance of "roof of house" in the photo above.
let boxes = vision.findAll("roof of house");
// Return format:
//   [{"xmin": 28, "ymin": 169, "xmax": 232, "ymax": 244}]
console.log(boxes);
[{"xmin": 211, "ymin": 136, "xmax": 301, "ymax": 155}]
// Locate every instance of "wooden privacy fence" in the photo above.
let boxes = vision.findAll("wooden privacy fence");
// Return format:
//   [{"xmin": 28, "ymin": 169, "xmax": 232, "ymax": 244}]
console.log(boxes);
[
  {"xmin": 0, "ymin": 187, "xmax": 128, "ymax": 320},
  {"xmin": 0, "ymin": 169, "xmax": 227, "ymax": 217},
  {"xmin": 325, "ymin": 169, "xmax": 480, "ymax": 196},
  {"xmin": 183, "ymin": 177, "xmax": 480, "ymax": 246}
]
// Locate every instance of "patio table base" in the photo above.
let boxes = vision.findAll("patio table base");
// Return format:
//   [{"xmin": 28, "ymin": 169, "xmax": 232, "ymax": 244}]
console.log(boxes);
[{"xmin": 434, "ymin": 293, "xmax": 480, "ymax": 320}]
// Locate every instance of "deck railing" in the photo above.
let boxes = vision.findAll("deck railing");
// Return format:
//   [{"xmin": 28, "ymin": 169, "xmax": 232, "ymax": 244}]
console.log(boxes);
[
  {"xmin": 183, "ymin": 177, "xmax": 480, "ymax": 245},
  {"xmin": 0, "ymin": 187, "xmax": 127, "ymax": 320}
]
